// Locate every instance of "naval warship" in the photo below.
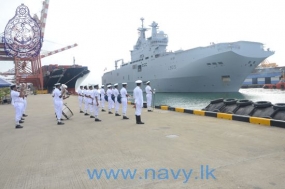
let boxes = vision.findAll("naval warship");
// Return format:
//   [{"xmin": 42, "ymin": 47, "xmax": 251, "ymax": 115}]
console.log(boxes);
[{"xmin": 102, "ymin": 18, "xmax": 274, "ymax": 92}]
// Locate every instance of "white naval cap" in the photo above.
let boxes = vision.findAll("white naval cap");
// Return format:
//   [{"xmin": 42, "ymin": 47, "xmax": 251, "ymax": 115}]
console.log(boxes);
[
  {"xmin": 146, "ymin": 81, "xmax": 150, "ymax": 84},
  {"xmin": 114, "ymin": 83, "xmax": 118, "ymax": 86},
  {"xmin": 107, "ymin": 85, "xmax": 111, "ymax": 88},
  {"xmin": 135, "ymin": 80, "xmax": 142, "ymax": 84},
  {"xmin": 54, "ymin": 83, "xmax": 61, "ymax": 86},
  {"xmin": 122, "ymin": 83, "xmax": 127, "ymax": 85}
]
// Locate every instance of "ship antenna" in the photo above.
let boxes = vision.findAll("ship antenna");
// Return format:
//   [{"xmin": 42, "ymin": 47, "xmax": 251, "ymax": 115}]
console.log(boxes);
[{"xmin": 140, "ymin": 17, "xmax": 144, "ymax": 28}]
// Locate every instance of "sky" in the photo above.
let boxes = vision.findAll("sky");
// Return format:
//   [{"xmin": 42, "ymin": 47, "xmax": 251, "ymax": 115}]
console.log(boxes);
[{"xmin": 0, "ymin": 0, "xmax": 284, "ymax": 85}]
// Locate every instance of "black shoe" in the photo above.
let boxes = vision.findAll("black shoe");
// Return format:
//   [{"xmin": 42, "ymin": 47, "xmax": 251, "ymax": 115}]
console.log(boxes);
[
  {"xmin": 108, "ymin": 112, "xmax": 113, "ymax": 114},
  {"xmin": 15, "ymin": 125, "xmax": 23, "ymax": 129},
  {"xmin": 60, "ymin": 119, "xmax": 64, "ymax": 121},
  {"xmin": 19, "ymin": 120, "xmax": 24, "ymax": 123},
  {"xmin": 123, "ymin": 116, "xmax": 129, "ymax": 119},
  {"xmin": 84, "ymin": 113, "xmax": 89, "ymax": 116},
  {"xmin": 95, "ymin": 118, "xmax": 101, "ymax": 122},
  {"xmin": 80, "ymin": 110, "xmax": 84, "ymax": 113},
  {"xmin": 21, "ymin": 118, "xmax": 25, "ymax": 120},
  {"xmin": 148, "ymin": 110, "xmax": 153, "ymax": 112},
  {"xmin": 23, "ymin": 114, "xmax": 28, "ymax": 117},
  {"xmin": 57, "ymin": 122, "xmax": 64, "ymax": 125},
  {"xmin": 137, "ymin": 116, "xmax": 144, "ymax": 124},
  {"xmin": 115, "ymin": 113, "xmax": 121, "ymax": 116},
  {"xmin": 102, "ymin": 109, "xmax": 106, "ymax": 112},
  {"xmin": 90, "ymin": 116, "xmax": 95, "ymax": 118}
]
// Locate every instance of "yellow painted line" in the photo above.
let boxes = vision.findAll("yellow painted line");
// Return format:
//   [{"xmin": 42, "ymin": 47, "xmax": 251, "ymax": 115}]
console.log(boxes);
[
  {"xmin": 161, "ymin": 106, "xmax": 169, "ymax": 110},
  {"xmin": 175, "ymin": 107, "xmax": 184, "ymax": 113},
  {"xmin": 217, "ymin": 113, "xmax": 232, "ymax": 120},
  {"xmin": 250, "ymin": 117, "xmax": 271, "ymax": 126},
  {"xmin": 193, "ymin": 110, "xmax": 205, "ymax": 116}
]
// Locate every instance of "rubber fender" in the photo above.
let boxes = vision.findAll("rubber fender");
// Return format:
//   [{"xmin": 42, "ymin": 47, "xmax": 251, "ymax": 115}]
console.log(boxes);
[
  {"xmin": 213, "ymin": 109, "xmax": 220, "ymax": 112},
  {"xmin": 254, "ymin": 101, "xmax": 272, "ymax": 108},
  {"xmin": 237, "ymin": 99, "xmax": 253, "ymax": 107},
  {"xmin": 273, "ymin": 103, "xmax": 285, "ymax": 110},
  {"xmin": 223, "ymin": 98, "xmax": 237, "ymax": 105},
  {"xmin": 210, "ymin": 98, "xmax": 224, "ymax": 104}
]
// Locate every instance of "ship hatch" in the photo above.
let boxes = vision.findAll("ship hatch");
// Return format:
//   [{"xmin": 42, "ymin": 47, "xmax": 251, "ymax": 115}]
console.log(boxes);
[{"xmin": 222, "ymin": 75, "xmax": 231, "ymax": 82}]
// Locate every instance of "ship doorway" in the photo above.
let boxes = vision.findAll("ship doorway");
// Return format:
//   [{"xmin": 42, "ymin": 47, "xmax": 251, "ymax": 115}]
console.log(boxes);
[
  {"xmin": 252, "ymin": 78, "xmax": 257, "ymax": 84},
  {"xmin": 265, "ymin": 77, "xmax": 271, "ymax": 84}
]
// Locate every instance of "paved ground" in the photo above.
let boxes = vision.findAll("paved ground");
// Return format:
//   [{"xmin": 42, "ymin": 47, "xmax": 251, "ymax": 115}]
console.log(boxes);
[{"xmin": 0, "ymin": 94, "xmax": 285, "ymax": 189}]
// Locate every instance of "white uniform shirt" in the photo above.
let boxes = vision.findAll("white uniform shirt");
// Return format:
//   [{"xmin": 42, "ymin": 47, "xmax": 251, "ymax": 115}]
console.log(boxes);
[
  {"xmin": 107, "ymin": 89, "xmax": 112, "ymax": 97},
  {"xmin": 113, "ymin": 88, "xmax": 119, "ymax": 97},
  {"xmin": 133, "ymin": 86, "xmax": 143, "ymax": 106},
  {"xmin": 145, "ymin": 85, "xmax": 152, "ymax": 94},
  {"xmin": 100, "ymin": 88, "xmax": 105, "ymax": 96},
  {"xmin": 53, "ymin": 88, "xmax": 62, "ymax": 102},
  {"xmin": 120, "ymin": 87, "xmax": 127, "ymax": 98},
  {"xmin": 11, "ymin": 90, "xmax": 21, "ymax": 104}
]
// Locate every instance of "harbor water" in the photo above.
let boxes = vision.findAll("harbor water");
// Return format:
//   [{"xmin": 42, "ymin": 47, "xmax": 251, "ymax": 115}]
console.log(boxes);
[{"xmin": 144, "ymin": 88, "xmax": 285, "ymax": 110}]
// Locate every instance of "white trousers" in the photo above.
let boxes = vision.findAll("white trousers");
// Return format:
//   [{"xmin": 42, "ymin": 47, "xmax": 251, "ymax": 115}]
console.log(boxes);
[
  {"xmin": 100, "ymin": 95, "xmax": 105, "ymax": 109},
  {"xmin": 84, "ymin": 97, "xmax": 88, "ymax": 113},
  {"xmin": 146, "ymin": 94, "xmax": 152, "ymax": 110},
  {"xmin": 93, "ymin": 103, "xmax": 99, "ymax": 118},
  {"xmin": 13, "ymin": 102, "xmax": 24, "ymax": 124},
  {"xmin": 23, "ymin": 99, "xmax": 27, "ymax": 114},
  {"xmin": 54, "ymin": 101, "xmax": 63, "ymax": 121},
  {"xmin": 88, "ymin": 99, "xmax": 93, "ymax": 114},
  {"xmin": 108, "ymin": 97, "xmax": 112, "ymax": 111},
  {"xmin": 135, "ymin": 103, "xmax": 142, "ymax": 116},
  {"xmin": 78, "ymin": 97, "xmax": 83, "ymax": 110},
  {"xmin": 121, "ymin": 98, "xmax": 127, "ymax": 116},
  {"xmin": 114, "ymin": 97, "xmax": 120, "ymax": 113}
]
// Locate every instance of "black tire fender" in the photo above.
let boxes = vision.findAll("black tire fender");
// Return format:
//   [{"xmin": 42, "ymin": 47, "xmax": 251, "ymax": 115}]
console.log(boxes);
[
  {"xmin": 210, "ymin": 98, "xmax": 224, "ymax": 104},
  {"xmin": 254, "ymin": 101, "xmax": 272, "ymax": 108},
  {"xmin": 273, "ymin": 103, "xmax": 285, "ymax": 110},
  {"xmin": 237, "ymin": 99, "xmax": 252, "ymax": 107},
  {"xmin": 223, "ymin": 98, "xmax": 237, "ymax": 105}
]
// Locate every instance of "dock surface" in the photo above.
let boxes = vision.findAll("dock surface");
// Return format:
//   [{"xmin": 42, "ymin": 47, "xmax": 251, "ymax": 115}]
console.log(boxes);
[{"xmin": 1, "ymin": 95, "xmax": 285, "ymax": 189}]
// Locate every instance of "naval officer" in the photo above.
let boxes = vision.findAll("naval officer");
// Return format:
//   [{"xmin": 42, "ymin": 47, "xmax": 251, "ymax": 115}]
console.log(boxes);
[
  {"xmin": 10, "ymin": 84, "xmax": 25, "ymax": 129},
  {"xmin": 88, "ymin": 85, "xmax": 95, "ymax": 118},
  {"xmin": 83, "ymin": 86, "xmax": 89, "ymax": 115},
  {"xmin": 106, "ymin": 85, "xmax": 113, "ymax": 114},
  {"xmin": 100, "ymin": 85, "xmax": 106, "ymax": 112},
  {"xmin": 145, "ymin": 81, "xmax": 153, "ymax": 112},
  {"xmin": 133, "ymin": 80, "xmax": 144, "ymax": 124},
  {"xmin": 53, "ymin": 83, "xmax": 67, "ymax": 125},
  {"xmin": 92, "ymin": 84, "xmax": 102, "ymax": 122},
  {"xmin": 120, "ymin": 83, "xmax": 129, "ymax": 119},
  {"xmin": 113, "ymin": 83, "xmax": 121, "ymax": 116},
  {"xmin": 77, "ymin": 85, "xmax": 84, "ymax": 113}
]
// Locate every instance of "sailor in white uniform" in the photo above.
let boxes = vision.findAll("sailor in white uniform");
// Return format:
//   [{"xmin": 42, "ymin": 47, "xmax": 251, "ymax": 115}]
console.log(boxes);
[
  {"xmin": 107, "ymin": 85, "xmax": 113, "ymax": 114},
  {"xmin": 133, "ymin": 80, "xmax": 144, "ymax": 124},
  {"xmin": 111, "ymin": 85, "xmax": 115, "ymax": 109},
  {"xmin": 83, "ymin": 86, "xmax": 89, "ymax": 116},
  {"xmin": 120, "ymin": 83, "xmax": 129, "ymax": 119},
  {"xmin": 10, "ymin": 84, "xmax": 25, "ymax": 129},
  {"xmin": 113, "ymin": 83, "xmax": 121, "ymax": 116},
  {"xmin": 88, "ymin": 85, "xmax": 95, "ymax": 118},
  {"xmin": 145, "ymin": 81, "xmax": 153, "ymax": 112},
  {"xmin": 100, "ymin": 85, "xmax": 106, "ymax": 112},
  {"xmin": 77, "ymin": 85, "xmax": 84, "ymax": 113},
  {"xmin": 22, "ymin": 84, "xmax": 28, "ymax": 117},
  {"xmin": 53, "ymin": 83, "xmax": 67, "ymax": 125},
  {"xmin": 92, "ymin": 84, "xmax": 102, "ymax": 122}
]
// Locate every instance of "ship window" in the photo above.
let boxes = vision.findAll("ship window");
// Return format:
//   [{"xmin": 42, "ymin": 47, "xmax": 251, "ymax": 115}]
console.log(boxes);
[
  {"xmin": 132, "ymin": 65, "xmax": 137, "ymax": 69},
  {"xmin": 253, "ymin": 61, "xmax": 256, "ymax": 64},
  {"xmin": 155, "ymin": 54, "xmax": 160, "ymax": 58},
  {"xmin": 207, "ymin": 63, "xmax": 211, "ymax": 65},
  {"xmin": 145, "ymin": 57, "xmax": 149, "ymax": 60},
  {"xmin": 138, "ymin": 65, "xmax": 142, "ymax": 72},
  {"xmin": 248, "ymin": 61, "xmax": 251, "ymax": 64},
  {"xmin": 212, "ymin": 62, "xmax": 217, "ymax": 65},
  {"xmin": 218, "ymin": 62, "xmax": 223, "ymax": 64}
]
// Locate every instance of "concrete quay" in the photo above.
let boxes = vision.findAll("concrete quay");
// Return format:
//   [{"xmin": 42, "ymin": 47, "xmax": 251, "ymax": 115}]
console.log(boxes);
[{"xmin": 0, "ymin": 94, "xmax": 285, "ymax": 189}]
